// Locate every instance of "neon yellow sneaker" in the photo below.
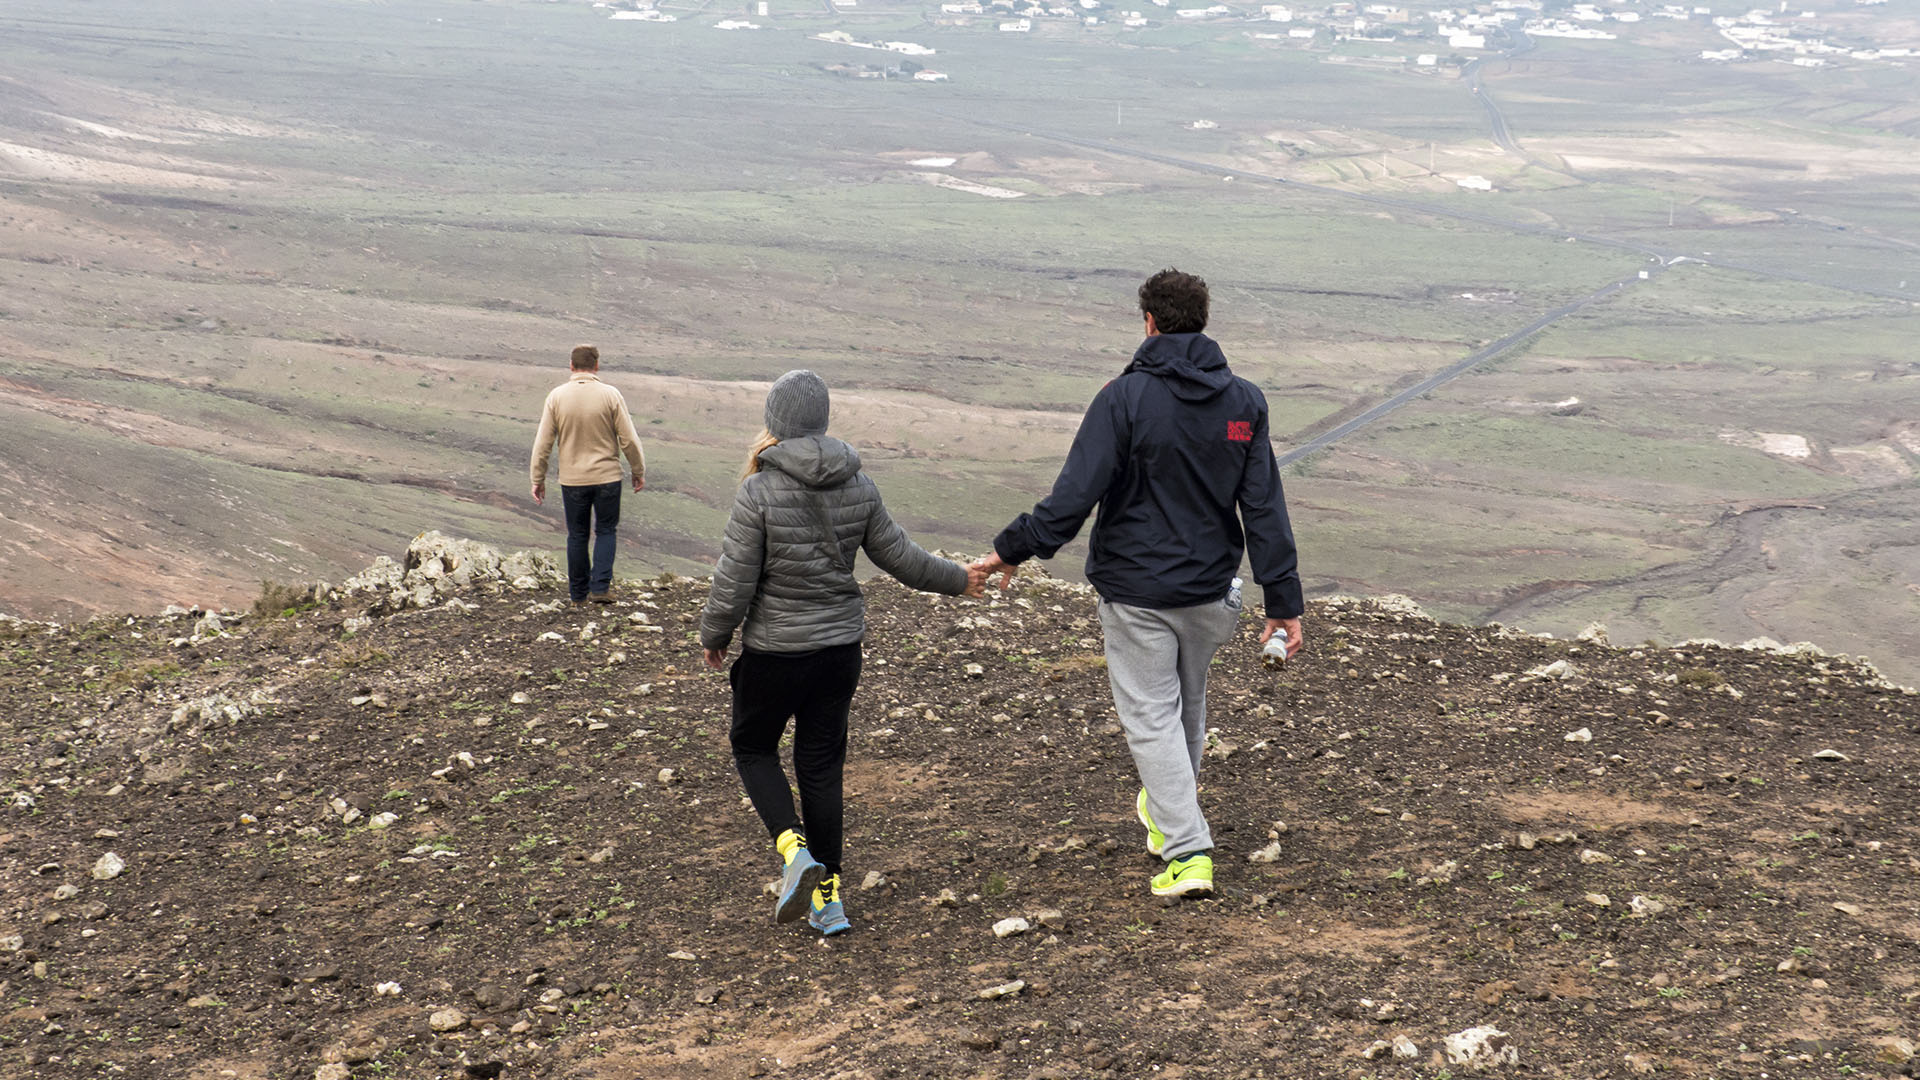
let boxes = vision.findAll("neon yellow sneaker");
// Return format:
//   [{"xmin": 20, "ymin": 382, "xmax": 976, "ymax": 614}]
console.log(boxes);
[
  {"xmin": 1135, "ymin": 788, "xmax": 1165, "ymax": 856},
  {"xmin": 773, "ymin": 829, "xmax": 825, "ymax": 924},
  {"xmin": 1151, "ymin": 853, "xmax": 1214, "ymax": 898},
  {"xmin": 809, "ymin": 874, "xmax": 851, "ymax": 936}
]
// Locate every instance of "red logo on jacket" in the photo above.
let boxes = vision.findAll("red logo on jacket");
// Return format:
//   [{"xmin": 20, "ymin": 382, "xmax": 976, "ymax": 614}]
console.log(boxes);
[{"xmin": 1226, "ymin": 420, "xmax": 1253, "ymax": 442}]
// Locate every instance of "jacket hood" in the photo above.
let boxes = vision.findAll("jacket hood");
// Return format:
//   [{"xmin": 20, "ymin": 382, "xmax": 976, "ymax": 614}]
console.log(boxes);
[
  {"xmin": 757, "ymin": 434, "xmax": 863, "ymax": 489},
  {"xmin": 1124, "ymin": 332, "xmax": 1233, "ymax": 402}
]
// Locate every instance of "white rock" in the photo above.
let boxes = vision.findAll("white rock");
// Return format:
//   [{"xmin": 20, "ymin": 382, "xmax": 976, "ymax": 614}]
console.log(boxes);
[
  {"xmin": 1812, "ymin": 749, "xmax": 1850, "ymax": 762},
  {"xmin": 53, "ymin": 884, "xmax": 79, "ymax": 901},
  {"xmin": 1363, "ymin": 1040, "xmax": 1394, "ymax": 1060},
  {"xmin": 374, "ymin": 981, "xmax": 402, "ymax": 997},
  {"xmin": 1528, "ymin": 659, "xmax": 1576, "ymax": 681},
  {"xmin": 427, "ymin": 1008, "xmax": 467, "ymax": 1032},
  {"xmin": 367, "ymin": 812, "xmax": 399, "ymax": 830},
  {"xmin": 993, "ymin": 917, "xmax": 1031, "ymax": 938},
  {"xmin": 658, "ymin": 768, "xmax": 677, "ymax": 784},
  {"xmin": 1444, "ymin": 1025, "xmax": 1519, "ymax": 1068},
  {"xmin": 1393, "ymin": 1035, "xmax": 1419, "ymax": 1059},
  {"xmin": 0, "ymin": 934, "xmax": 22, "ymax": 952},
  {"xmin": 91, "ymin": 852, "xmax": 125, "ymax": 881},
  {"xmin": 1575, "ymin": 623, "xmax": 1610, "ymax": 646},
  {"xmin": 1586, "ymin": 892, "xmax": 1611, "ymax": 907},
  {"xmin": 667, "ymin": 950, "xmax": 697, "ymax": 961},
  {"xmin": 536, "ymin": 631, "xmax": 564, "ymax": 643},
  {"xmin": 976, "ymin": 979, "xmax": 1026, "ymax": 1000},
  {"xmin": 510, "ymin": 692, "xmax": 532, "ymax": 705},
  {"xmin": 1247, "ymin": 841, "xmax": 1284, "ymax": 863},
  {"xmin": 1832, "ymin": 901, "xmax": 1864, "ymax": 917},
  {"xmin": 861, "ymin": 871, "xmax": 887, "ymax": 890},
  {"xmin": 1564, "ymin": 727, "xmax": 1593, "ymax": 743},
  {"xmin": 316, "ymin": 1065, "xmax": 352, "ymax": 1080},
  {"xmin": 340, "ymin": 807, "xmax": 363, "ymax": 826},
  {"xmin": 1628, "ymin": 895, "xmax": 1666, "ymax": 917},
  {"xmin": 964, "ymin": 663, "xmax": 985, "ymax": 678},
  {"xmin": 1579, "ymin": 848, "xmax": 1613, "ymax": 865}
]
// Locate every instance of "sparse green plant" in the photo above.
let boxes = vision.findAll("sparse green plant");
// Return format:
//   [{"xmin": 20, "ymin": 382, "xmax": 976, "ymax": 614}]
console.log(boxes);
[
  {"xmin": 1675, "ymin": 668, "xmax": 1725, "ymax": 689},
  {"xmin": 254, "ymin": 580, "xmax": 321, "ymax": 619}
]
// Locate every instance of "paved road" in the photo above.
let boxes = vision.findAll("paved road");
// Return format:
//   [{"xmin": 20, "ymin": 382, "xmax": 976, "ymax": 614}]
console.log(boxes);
[{"xmin": 1273, "ymin": 265, "xmax": 1659, "ymax": 466}]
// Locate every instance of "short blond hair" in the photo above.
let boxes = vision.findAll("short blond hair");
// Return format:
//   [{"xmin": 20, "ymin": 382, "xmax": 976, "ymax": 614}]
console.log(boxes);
[{"xmin": 570, "ymin": 344, "xmax": 600, "ymax": 369}]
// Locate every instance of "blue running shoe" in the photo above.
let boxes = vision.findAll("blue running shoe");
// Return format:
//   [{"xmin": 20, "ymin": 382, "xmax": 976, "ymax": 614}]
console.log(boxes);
[
  {"xmin": 809, "ymin": 874, "xmax": 851, "ymax": 936},
  {"xmin": 775, "ymin": 847, "xmax": 826, "ymax": 924}
]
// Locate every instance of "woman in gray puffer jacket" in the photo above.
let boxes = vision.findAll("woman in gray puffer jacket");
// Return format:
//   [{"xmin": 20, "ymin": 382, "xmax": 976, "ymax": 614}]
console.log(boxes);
[{"xmin": 699, "ymin": 370, "xmax": 985, "ymax": 936}]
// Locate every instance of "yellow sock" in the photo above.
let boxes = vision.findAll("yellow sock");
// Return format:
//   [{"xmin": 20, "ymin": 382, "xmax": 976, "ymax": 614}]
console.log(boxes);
[
  {"xmin": 775, "ymin": 829, "xmax": 807, "ymax": 866},
  {"xmin": 814, "ymin": 873, "xmax": 840, "ymax": 905}
]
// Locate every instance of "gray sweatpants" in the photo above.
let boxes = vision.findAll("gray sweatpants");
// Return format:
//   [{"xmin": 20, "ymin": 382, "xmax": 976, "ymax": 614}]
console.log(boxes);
[{"xmin": 1099, "ymin": 594, "xmax": 1240, "ymax": 861}]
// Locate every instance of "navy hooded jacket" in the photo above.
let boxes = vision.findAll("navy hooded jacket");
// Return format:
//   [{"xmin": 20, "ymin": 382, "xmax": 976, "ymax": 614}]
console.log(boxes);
[{"xmin": 991, "ymin": 332, "xmax": 1303, "ymax": 618}]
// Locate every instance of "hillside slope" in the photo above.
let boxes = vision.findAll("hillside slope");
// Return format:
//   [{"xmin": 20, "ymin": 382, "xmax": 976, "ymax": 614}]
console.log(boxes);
[{"xmin": 1, "ymin": 536, "xmax": 1916, "ymax": 1080}]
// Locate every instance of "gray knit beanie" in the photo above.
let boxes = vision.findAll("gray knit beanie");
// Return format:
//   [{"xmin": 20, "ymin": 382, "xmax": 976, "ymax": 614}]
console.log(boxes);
[{"xmin": 765, "ymin": 370, "xmax": 831, "ymax": 439}]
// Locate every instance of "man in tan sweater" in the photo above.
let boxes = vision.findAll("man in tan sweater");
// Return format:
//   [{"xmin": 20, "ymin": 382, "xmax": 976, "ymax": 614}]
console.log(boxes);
[{"xmin": 529, "ymin": 345, "xmax": 647, "ymax": 603}]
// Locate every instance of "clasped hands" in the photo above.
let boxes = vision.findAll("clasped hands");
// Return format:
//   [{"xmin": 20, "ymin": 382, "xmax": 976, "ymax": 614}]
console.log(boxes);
[{"xmin": 962, "ymin": 551, "xmax": 1015, "ymax": 599}]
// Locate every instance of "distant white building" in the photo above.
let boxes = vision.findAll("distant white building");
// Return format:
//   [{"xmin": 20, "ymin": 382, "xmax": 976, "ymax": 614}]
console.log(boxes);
[
  {"xmin": 1456, "ymin": 175, "xmax": 1494, "ymax": 191},
  {"xmin": 1189, "ymin": 119, "xmax": 1218, "ymax": 128},
  {"xmin": 1790, "ymin": 54, "xmax": 1825, "ymax": 65},
  {"xmin": 610, "ymin": 9, "xmax": 677, "ymax": 20},
  {"xmin": 1416, "ymin": 52, "xmax": 1438, "ymax": 63},
  {"xmin": 914, "ymin": 69, "xmax": 950, "ymax": 80},
  {"xmin": 881, "ymin": 40, "xmax": 937, "ymax": 54},
  {"xmin": 1449, "ymin": 31, "xmax": 1487, "ymax": 46},
  {"xmin": 1288, "ymin": 25, "xmax": 1316, "ymax": 36},
  {"xmin": 714, "ymin": 18, "xmax": 760, "ymax": 27},
  {"xmin": 1700, "ymin": 46, "xmax": 1742, "ymax": 58},
  {"xmin": 1614, "ymin": 10, "xmax": 1641, "ymax": 20},
  {"xmin": 1000, "ymin": 17, "xmax": 1032, "ymax": 29},
  {"xmin": 1262, "ymin": 3, "xmax": 1294, "ymax": 19}
]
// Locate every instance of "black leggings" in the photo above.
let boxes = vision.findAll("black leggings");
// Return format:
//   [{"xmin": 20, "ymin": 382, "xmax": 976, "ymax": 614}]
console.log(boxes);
[{"xmin": 728, "ymin": 642, "xmax": 862, "ymax": 876}]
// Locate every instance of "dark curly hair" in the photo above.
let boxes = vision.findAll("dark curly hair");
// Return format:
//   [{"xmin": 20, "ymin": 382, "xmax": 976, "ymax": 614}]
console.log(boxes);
[{"xmin": 1138, "ymin": 268, "xmax": 1209, "ymax": 335}]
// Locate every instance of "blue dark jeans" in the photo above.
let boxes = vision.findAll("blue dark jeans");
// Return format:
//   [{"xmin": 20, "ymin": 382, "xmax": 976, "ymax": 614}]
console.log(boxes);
[{"xmin": 560, "ymin": 481, "xmax": 621, "ymax": 600}]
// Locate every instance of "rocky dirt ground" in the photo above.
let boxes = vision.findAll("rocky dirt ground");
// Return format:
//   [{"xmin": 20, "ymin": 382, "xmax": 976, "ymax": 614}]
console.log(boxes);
[{"xmin": 1, "ymin": 539, "xmax": 1917, "ymax": 1080}]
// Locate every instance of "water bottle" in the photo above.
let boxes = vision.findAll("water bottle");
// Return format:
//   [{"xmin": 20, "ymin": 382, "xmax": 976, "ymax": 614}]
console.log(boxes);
[
  {"xmin": 1227, "ymin": 576, "xmax": 1243, "ymax": 611},
  {"xmin": 1262, "ymin": 628, "xmax": 1291, "ymax": 668}
]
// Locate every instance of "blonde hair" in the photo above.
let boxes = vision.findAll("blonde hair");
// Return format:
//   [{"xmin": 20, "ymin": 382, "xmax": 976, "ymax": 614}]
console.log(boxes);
[{"xmin": 740, "ymin": 428, "xmax": 779, "ymax": 482}]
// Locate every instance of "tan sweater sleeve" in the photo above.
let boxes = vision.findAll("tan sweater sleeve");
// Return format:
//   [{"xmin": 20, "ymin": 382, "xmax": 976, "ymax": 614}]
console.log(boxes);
[
  {"xmin": 611, "ymin": 390, "xmax": 645, "ymax": 481},
  {"xmin": 530, "ymin": 393, "xmax": 558, "ymax": 487}
]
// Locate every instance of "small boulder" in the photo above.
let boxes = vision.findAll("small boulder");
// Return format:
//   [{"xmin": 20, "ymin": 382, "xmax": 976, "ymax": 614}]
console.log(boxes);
[{"xmin": 1444, "ymin": 1025, "xmax": 1518, "ymax": 1068}]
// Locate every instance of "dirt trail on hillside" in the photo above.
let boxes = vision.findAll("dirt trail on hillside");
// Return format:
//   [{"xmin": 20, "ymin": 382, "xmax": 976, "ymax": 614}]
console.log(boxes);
[{"xmin": 1, "ymin": 566, "xmax": 1915, "ymax": 1079}]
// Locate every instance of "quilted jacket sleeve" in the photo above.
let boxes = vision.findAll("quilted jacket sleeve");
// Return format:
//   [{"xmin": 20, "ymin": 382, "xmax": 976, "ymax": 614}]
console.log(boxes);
[
  {"xmin": 859, "ymin": 477, "xmax": 968, "ymax": 596},
  {"xmin": 699, "ymin": 479, "xmax": 767, "ymax": 650}
]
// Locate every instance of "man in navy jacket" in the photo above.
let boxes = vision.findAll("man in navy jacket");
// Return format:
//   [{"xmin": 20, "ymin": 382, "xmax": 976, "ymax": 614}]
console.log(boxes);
[{"xmin": 974, "ymin": 268, "xmax": 1304, "ymax": 900}]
